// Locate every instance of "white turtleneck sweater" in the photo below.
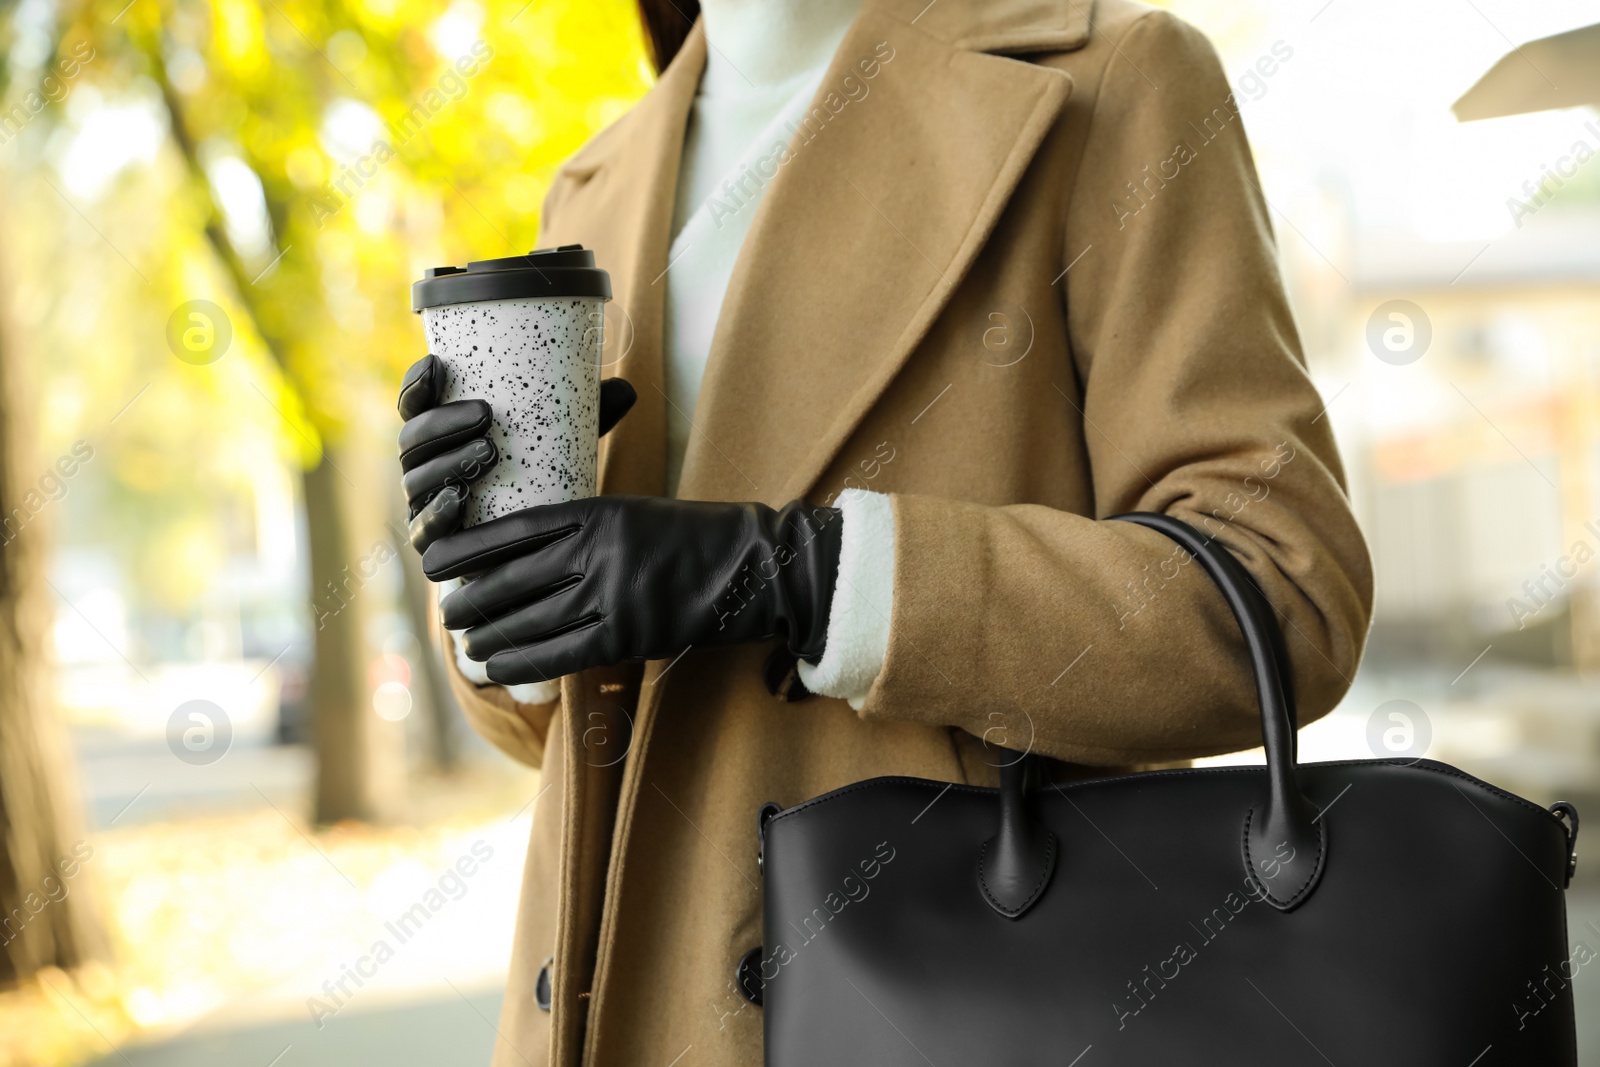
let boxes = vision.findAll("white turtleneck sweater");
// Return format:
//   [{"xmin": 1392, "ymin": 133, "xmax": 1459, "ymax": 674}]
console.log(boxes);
[
  {"xmin": 663, "ymin": 0, "xmax": 860, "ymax": 497},
  {"xmin": 457, "ymin": 0, "xmax": 894, "ymax": 707}
]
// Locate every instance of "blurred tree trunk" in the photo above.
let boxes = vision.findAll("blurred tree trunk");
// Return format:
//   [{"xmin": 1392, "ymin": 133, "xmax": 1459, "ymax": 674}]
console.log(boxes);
[
  {"xmin": 147, "ymin": 64, "xmax": 382, "ymax": 824},
  {"xmin": 389, "ymin": 510, "xmax": 460, "ymax": 770},
  {"xmin": 305, "ymin": 454, "xmax": 380, "ymax": 822},
  {"xmin": 0, "ymin": 224, "xmax": 105, "ymax": 982}
]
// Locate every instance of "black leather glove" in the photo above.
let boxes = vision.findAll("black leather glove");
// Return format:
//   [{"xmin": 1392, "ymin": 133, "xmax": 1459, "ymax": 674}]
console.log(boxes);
[
  {"xmin": 396, "ymin": 354, "xmax": 636, "ymax": 552},
  {"xmin": 423, "ymin": 496, "xmax": 843, "ymax": 684}
]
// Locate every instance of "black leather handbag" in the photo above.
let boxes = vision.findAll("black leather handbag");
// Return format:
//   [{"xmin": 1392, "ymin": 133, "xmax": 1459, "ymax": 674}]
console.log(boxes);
[{"xmin": 752, "ymin": 513, "xmax": 1581, "ymax": 1065}]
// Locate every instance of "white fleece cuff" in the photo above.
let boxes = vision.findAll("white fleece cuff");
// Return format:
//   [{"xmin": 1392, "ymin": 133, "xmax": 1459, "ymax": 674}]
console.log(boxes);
[
  {"xmin": 439, "ymin": 578, "xmax": 562, "ymax": 706},
  {"xmin": 796, "ymin": 488, "xmax": 895, "ymax": 710}
]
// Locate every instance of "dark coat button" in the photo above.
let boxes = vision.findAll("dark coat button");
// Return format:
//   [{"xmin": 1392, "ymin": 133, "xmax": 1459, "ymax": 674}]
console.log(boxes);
[
  {"xmin": 736, "ymin": 947, "xmax": 764, "ymax": 1005},
  {"xmin": 535, "ymin": 956, "xmax": 553, "ymax": 1012}
]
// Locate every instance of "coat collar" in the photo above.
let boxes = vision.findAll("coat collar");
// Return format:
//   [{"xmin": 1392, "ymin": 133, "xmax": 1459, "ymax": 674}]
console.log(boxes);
[
  {"xmin": 902, "ymin": 0, "xmax": 1094, "ymax": 54},
  {"xmin": 584, "ymin": 0, "xmax": 1087, "ymax": 501}
]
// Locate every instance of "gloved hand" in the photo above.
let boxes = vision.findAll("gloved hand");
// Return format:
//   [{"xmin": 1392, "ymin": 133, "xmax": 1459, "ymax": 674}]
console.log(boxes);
[
  {"xmin": 422, "ymin": 496, "xmax": 843, "ymax": 684},
  {"xmin": 396, "ymin": 354, "xmax": 636, "ymax": 551}
]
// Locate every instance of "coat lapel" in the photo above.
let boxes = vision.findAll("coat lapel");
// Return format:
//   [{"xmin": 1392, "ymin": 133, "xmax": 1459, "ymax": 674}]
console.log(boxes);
[
  {"xmin": 543, "ymin": 26, "xmax": 707, "ymax": 499},
  {"xmin": 673, "ymin": 4, "xmax": 1075, "ymax": 504}
]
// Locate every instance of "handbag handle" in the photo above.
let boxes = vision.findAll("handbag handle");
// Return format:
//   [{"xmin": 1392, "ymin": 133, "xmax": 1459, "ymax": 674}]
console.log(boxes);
[
  {"xmin": 1113, "ymin": 512, "xmax": 1323, "ymax": 910},
  {"xmin": 978, "ymin": 513, "xmax": 1325, "ymax": 918}
]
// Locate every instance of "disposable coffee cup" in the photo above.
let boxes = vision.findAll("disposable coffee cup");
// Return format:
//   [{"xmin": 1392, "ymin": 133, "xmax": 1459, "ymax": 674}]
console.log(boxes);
[{"xmin": 411, "ymin": 244, "xmax": 612, "ymax": 527}]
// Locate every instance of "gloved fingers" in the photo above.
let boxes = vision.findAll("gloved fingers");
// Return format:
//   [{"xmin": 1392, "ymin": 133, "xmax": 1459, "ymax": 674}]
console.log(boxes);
[
  {"xmin": 598, "ymin": 377, "xmax": 637, "ymax": 438},
  {"xmin": 403, "ymin": 437, "xmax": 497, "ymax": 511},
  {"xmin": 422, "ymin": 497, "xmax": 596, "ymax": 581},
  {"xmin": 408, "ymin": 485, "xmax": 466, "ymax": 553},
  {"xmin": 397, "ymin": 354, "xmax": 444, "ymax": 420},
  {"xmin": 460, "ymin": 582, "xmax": 592, "ymax": 661},
  {"xmin": 399, "ymin": 399, "xmax": 493, "ymax": 469},
  {"xmin": 484, "ymin": 622, "xmax": 607, "ymax": 685},
  {"xmin": 440, "ymin": 550, "xmax": 581, "ymax": 630}
]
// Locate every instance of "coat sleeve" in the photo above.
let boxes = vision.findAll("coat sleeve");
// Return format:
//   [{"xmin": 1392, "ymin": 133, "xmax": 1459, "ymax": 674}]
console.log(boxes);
[{"xmin": 856, "ymin": 11, "xmax": 1373, "ymax": 765}]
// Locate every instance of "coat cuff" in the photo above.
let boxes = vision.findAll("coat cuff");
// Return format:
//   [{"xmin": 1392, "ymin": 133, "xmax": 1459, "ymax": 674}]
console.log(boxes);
[
  {"xmin": 438, "ymin": 619, "xmax": 557, "ymax": 768},
  {"xmin": 796, "ymin": 488, "xmax": 894, "ymax": 709},
  {"xmin": 440, "ymin": 578, "xmax": 563, "ymax": 706}
]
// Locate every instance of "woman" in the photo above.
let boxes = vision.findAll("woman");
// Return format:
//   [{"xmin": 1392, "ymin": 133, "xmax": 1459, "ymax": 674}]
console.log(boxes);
[{"xmin": 396, "ymin": 0, "xmax": 1373, "ymax": 1064}]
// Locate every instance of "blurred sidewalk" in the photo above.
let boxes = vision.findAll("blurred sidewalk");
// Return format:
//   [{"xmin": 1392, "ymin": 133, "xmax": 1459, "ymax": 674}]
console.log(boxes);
[
  {"xmin": 87, "ymin": 986, "xmax": 505, "ymax": 1067},
  {"xmin": 13, "ymin": 726, "xmax": 544, "ymax": 1067}
]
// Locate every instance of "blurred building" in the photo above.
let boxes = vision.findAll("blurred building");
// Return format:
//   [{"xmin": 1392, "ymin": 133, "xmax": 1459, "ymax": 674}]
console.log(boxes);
[{"xmin": 1347, "ymin": 209, "xmax": 1600, "ymax": 670}]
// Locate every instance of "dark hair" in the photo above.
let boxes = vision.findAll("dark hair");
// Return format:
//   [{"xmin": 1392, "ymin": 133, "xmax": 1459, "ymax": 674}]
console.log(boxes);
[{"xmin": 637, "ymin": 0, "xmax": 701, "ymax": 73}]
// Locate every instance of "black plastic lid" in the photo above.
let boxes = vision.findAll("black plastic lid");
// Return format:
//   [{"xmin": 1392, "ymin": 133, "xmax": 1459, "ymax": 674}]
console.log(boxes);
[{"xmin": 411, "ymin": 244, "xmax": 611, "ymax": 312}]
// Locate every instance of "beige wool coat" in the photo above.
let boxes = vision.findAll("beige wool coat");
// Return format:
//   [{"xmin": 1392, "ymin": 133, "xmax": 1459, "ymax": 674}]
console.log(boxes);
[{"xmin": 443, "ymin": 1, "xmax": 1374, "ymax": 1064}]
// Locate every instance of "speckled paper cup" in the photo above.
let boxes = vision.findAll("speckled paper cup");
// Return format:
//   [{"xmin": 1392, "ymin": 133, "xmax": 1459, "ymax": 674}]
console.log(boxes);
[{"xmin": 412, "ymin": 245, "xmax": 612, "ymax": 527}]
